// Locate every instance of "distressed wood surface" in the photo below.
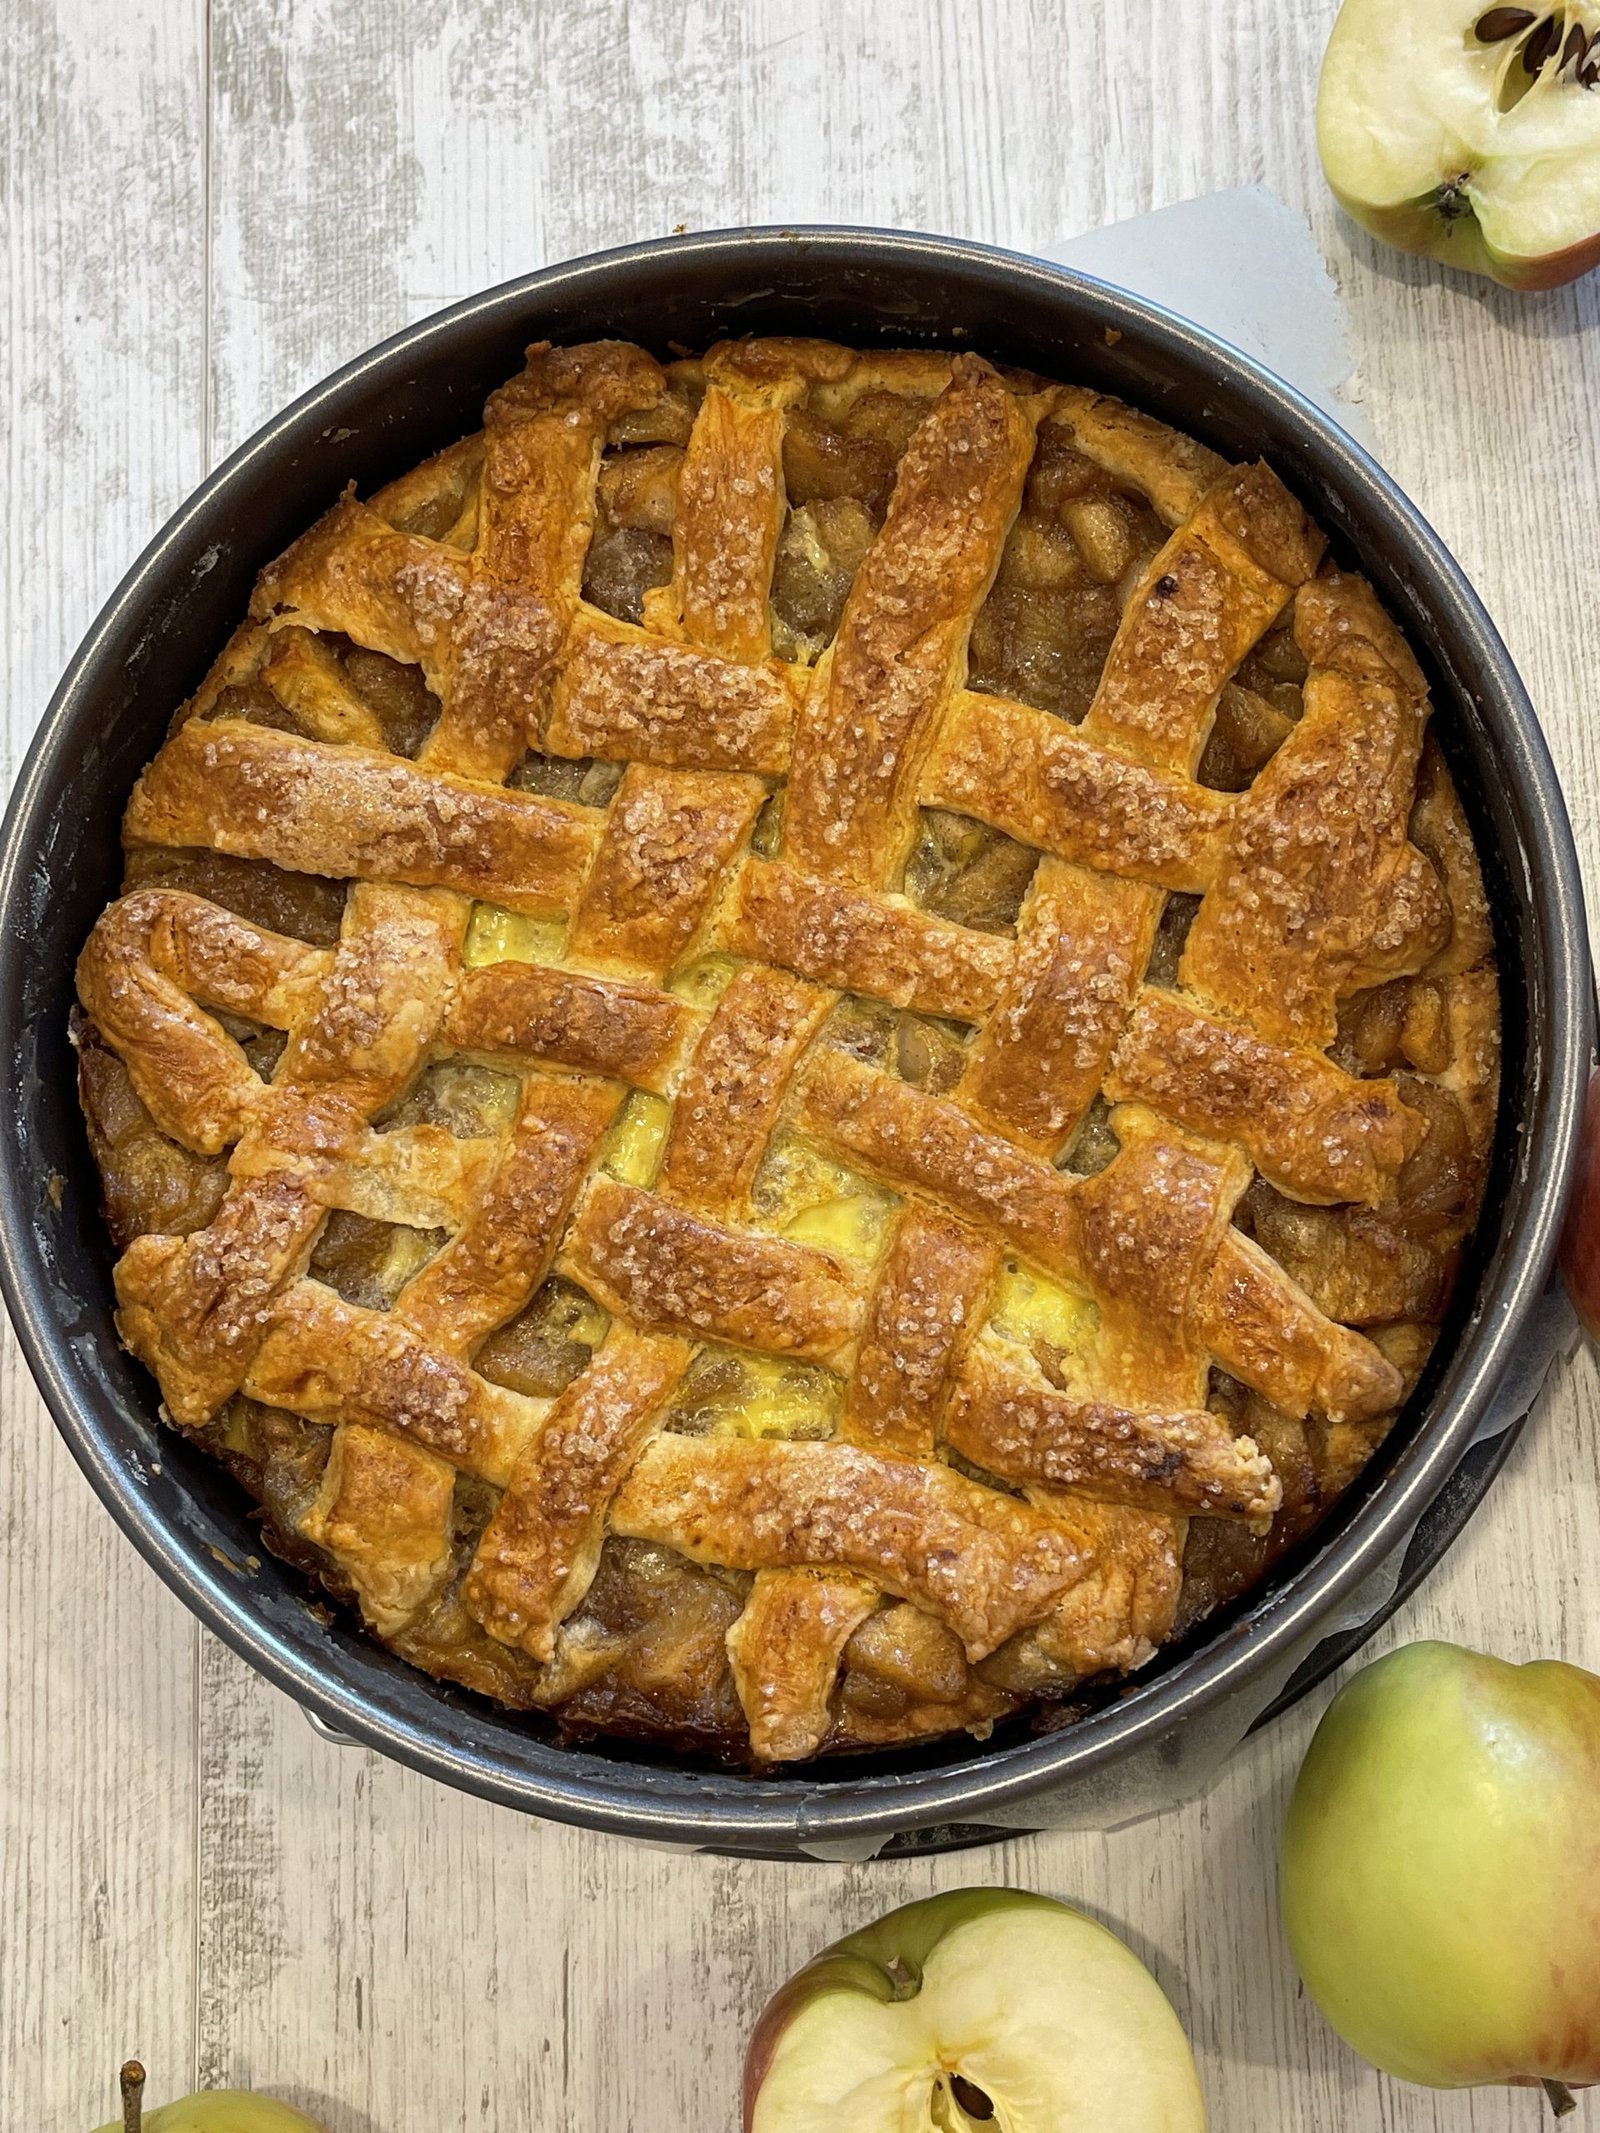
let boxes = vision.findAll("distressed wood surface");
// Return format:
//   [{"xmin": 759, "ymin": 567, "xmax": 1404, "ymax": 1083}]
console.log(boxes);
[{"xmin": 6, "ymin": 3, "xmax": 1600, "ymax": 2128}]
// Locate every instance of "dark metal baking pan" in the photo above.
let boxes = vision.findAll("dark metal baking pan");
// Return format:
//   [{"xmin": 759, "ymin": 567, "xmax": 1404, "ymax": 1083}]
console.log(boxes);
[{"xmin": 0, "ymin": 227, "xmax": 1588, "ymax": 1858}]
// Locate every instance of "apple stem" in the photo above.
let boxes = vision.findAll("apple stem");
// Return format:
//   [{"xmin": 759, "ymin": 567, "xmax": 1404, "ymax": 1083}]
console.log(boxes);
[
  {"xmin": 119, "ymin": 2061, "xmax": 145, "ymax": 2133},
  {"xmin": 1542, "ymin": 2079, "xmax": 1578, "ymax": 2118}
]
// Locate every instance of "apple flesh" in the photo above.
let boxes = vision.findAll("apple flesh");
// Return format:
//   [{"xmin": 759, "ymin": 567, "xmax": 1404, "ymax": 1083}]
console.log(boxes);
[
  {"xmin": 1559, "ymin": 1070, "xmax": 1600, "ymax": 1337},
  {"xmin": 743, "ymin": 1888, "xmax": 1206, "ymax": 2132},
  {"xmin": 95, "ymin": 2063, "xmax": 327, "ymax": 2133},
  {"xmin": 1318, "ymin": 0, "xmax": 1600, "ymax": 288},
  {"xmin": 1281, "ymin": 1641, "xmax": 1600, "ymax": 2099}
]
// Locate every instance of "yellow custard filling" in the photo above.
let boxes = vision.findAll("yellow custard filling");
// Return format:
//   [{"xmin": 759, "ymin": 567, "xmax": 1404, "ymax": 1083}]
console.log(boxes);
[
  {"xmin": 990, "ymin": 1261, "xmax": 1100, "ymax": 1377},
  {"xmin": 755, "ymin": 1131, "xmax": 898, "ymax": 1266},
  {"xmin": 666, "ymin": 1347, "xmax": 842, "ymax": 1441},
  {"xmin": 599, "ymin": 1090, "xmax": 671, "ymax": 1187},
  {"xmin": 464, "ymin": 902, "xmax": 568, "ymax": 967},
  {"xmin": 668, "ymin": 953, "xmax": 742, "ymax": 1008}
]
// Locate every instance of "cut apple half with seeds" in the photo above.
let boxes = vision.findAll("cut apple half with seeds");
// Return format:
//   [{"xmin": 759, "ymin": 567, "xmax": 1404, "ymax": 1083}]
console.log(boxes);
[
  {"xmin": 1318, "ymin": 0, "xmax": 1600, "ymax": 286},
  {"xmin": 743, "ymin": 1889, "xmax": 1206, "ymax": 2133}
]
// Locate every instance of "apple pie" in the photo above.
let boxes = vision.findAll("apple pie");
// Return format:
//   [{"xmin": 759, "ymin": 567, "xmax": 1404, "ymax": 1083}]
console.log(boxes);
[{"xmin": 75, "ymin": 336, "xmax": 1500, "ymax": 1764}]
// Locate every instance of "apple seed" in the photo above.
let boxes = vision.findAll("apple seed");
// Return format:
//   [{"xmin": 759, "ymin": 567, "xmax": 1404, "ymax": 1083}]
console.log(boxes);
[
  {"xmin": 1474, "ymin": 6, "xmax": 1537, "ymax": 36},
  {"xmin": 1523, "ymin": 14, "xmax": 1564, "ymax": 73},
  {"xmin": 950, "ymin": 2073, "xmax": 997, "ymax": 2120}
]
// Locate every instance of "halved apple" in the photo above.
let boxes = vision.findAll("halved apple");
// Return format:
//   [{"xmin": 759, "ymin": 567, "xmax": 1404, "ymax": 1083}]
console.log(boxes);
[
  {"xmin": 743, "ymin": 1889, "xmax": 1206, "ymax": 2132},
  {"xmin": 1318, "ymin": 0, "xmax": 1600, "ymax": 287}
]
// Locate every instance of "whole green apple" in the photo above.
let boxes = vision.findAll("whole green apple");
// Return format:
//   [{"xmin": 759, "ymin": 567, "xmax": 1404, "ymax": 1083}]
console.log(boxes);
[
  {"xmin": 94, "ymin": 2061, "xmax": 327, "ymax": 2133},
  {"xmin": 743, "ymin": 1887, "xmax": 1206, "ymax": 2131},
  {"xmin": 1282, "ymin": 1641, "xmax": 1600, "ymax": 2103}
]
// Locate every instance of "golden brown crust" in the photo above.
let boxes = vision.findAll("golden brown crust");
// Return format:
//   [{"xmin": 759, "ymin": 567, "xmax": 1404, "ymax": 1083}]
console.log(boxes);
[
  {"xmin": 127, "ymin": 719, "xmax": 598, "ymax": 915},
  {"xmin": 547, "ymin": 615, "xmax": 798, "ymax": 773},
  {"xmin": 564, "ymin": 1177, "xmax": 864, "ymax": 1364},
  {"xmin": 1180, "ymin": 572, "xmax": 1451, "ymax": 1047},
  {"xmin": 658, "ymin": 387, "xmax": 787, "ymax": 662},
  {"xmin": 246, "ymin": 1277, "xmax": 542, "ymax": 1483},
  {"xmin": 394, "ymin": 1076, "xmax": 620, "ymax": 1356},
  {"xmin": 801, "ymin": 1048, "xmax": 1084, "ymax": 1281},
  {"xmin": 1107, "ymin": 987, "xmax": 1425, "ymax": 1206},
  {"xmin": 1198, "ymin": 1231, "xmax": 1402, "ymax": 1425},
  {"xmin": 842, "ymin": 1208, "xmax": 999, "ymax": 1458},
  {"xmin": 1073, "ymin": 1105, "xmax": 1251, "ymax": 1409},
  {"xmin": 260, "ymin": 628, "xmax": 391, "ymax": 749},
  {"xmin": 464, "ymin": 1331, "xmax": 690, "ymax": 1660},
  {"xmin": 784, "ymin": 358, "xmax": 1037, "ymax": 887},
  {"xmin": 1046, "ymin": 388, "xmax": 1228, "ymax": 527},
  {"xmin": 1081, "ymin": 464, "xmax": 1323, "ymax": 774},
  {"xmin": 252, "ymin": 498, "xmax": 471, "ymax": 690},
  {"xmin": 657, "ymin": 968, "xmax": 833, "ymax": 1220},
  {"xmin": 444, "ymin": 962, "xmax": 695, "ymax": 1092},
  {"xmin": 925, "ymin": 692, "xmax": 1234, "ymax": 893},
  {"xmin": 567, "ymin": 766, "xmax": 765, "ymax": 976},
  {"xmin": 76, "ymin": 334, "xmax": 1499, "ymax": 1768},
  {"xmin": 728, "ymin": 857, "xmax": 1012, "ymax": 1018},
  {"xmin": 1012, "ymin": 1496, "xmax": 1184, "ymax": 1680},
  {"xmin": 958, "ymin": 862, "xmax": 1161, "ymax": 1155},
  {"xmin": 728, "ymin": 1570, "xmax": 881, "ymax": 1763},
  {"xmin": 610, "ymin": 1434, "xmax": 1085, "ymax": 1658},
  {"xmin": 78, "ymin": 889, "xmax": 327, "ymax": 1152},
  {"xmin": 437, "ymin": 341, "xmax": 663, "ymax": 777},
  {"xmin": 947, "ymin": 1337, "xmax": 1279, "ymax": 1523},
  {"xmin": 299, "ymin": 1425, "xmax": 456, "ymax": 1635}
]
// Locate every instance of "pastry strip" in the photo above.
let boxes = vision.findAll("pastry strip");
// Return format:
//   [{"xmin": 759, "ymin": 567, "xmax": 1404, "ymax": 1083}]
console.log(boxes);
[
  {"xmin": 1080, "ymin": 462, "xmax": 1324, "ymax": 775},
  {"xmin": 728, "ymin": 857, "xmax": 1013, "ymax": 1020},
  {"xmin": 252, "ymin": 496, "xmax": 470, "ymax": 690},
  {"xmin": 445, "ymin": 961, "xmax": 696, "ymax": 1092},
  {"xmin": 246, "ymin": 1276, "xmax": 542, "ymax": 1485},
  {"xmin": 431, "ymin": 340, "xmax": 664, "ymax": 778},
  {"xmin": 1107, "ymin": 986, "xmax": 1425, "ymax": 1205},
  {"xmin": 924, "ymin": 691, "xmax": 1233, "ymax": 893},
  {"xmin": 800, "ymin": 1050, "xmax": 1083, "ymax": 1283},
  {"xmin": 127, "ymin": 718, "xmax": 598, "ymax": 915},
  {"xmin": 784, "ymin": 358, "xmax": 1037, "ymax": 888},
  {"xmin": 958, "ymin": 860, "xmax": 1162, "ymax": 1157},
  {"xmin": 568, "ymin": 765, "xmax": 766, "ymax": 976},
  {"xmin": 395, "ymin": 1077, "xmax": 622, "ymax": 1356},
  {"xmin": 77, "ymin": 888, "xmax": 326, "ymax": 1153},
  {"xmin": 726, "ymin": 1571, "xmax": 881, "ymax": 1764},
  {"xmin": 841, "ymin": 1206, "xmax": 999, "ymax": 1458},
  {"xmin": 464, "ymin": 1331, "xmax": 691, "ymax": 1659},
  {"xmin": 947, "ymin": 1337, "xmax": 1279, "ymax": 1524},
  {"xmin": 1181, "ymin": 583, "xmax": 1449, "ymax": 1048},
  {"xmin": 564, "ymin": 1177, "xmax": 864, "ymax": 1365},
  {"xmin": 261, "ymin": 627, "xmax": 389, "ymax": 750},
  {"xmin": 113, "ymin": 884, "xmax": 463, "ymax": 1421},
  {"xmin": 298, "ymin": 1423, "xmax": 456, "ymax": 1636},
  {"xmin": 658, "ymin": 381, "xmax": 788, "ymax": 662},
  {"xmin": 611, "ymin": 1434, "xmax": 1086, "ymax": 1659},
  {"xmin": 658, "ymin": 967, "xmax": 834, "ymax": 1220},
  {"xmin": 547, "ymin": 615, "xmax": 797, "ymax": 774}
]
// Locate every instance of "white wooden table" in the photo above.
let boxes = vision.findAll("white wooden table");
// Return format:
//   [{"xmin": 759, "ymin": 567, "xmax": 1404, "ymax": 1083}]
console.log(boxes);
[{"xmin": 6, "ymin": 4, "xmax": 1600, "ymax": 2127}]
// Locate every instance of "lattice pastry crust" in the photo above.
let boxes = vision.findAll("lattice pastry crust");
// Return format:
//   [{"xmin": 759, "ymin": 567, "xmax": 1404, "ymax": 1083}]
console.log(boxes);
[{"xmin": 76, "ymin": 337, "xmax": 1499, "ymax": 1765}]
